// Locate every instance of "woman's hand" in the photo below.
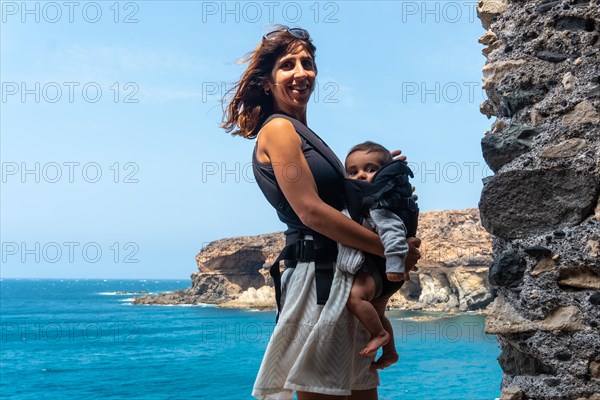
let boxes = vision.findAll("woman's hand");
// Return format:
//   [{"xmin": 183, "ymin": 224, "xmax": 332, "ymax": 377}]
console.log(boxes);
[
  {"xmin": 403, "ymin": 237, "xmax": 422, "ymax": 280},
  {"xmin": 406, "ymin": 237, "xmax": 421, "ymax": 268},
  {"xmin": 386, "ymin": 237, "xmax": 421, "ymax": 282},
  {"xmin": 386, "ymin": 272, "xmax": 405, "ymax": 282}
]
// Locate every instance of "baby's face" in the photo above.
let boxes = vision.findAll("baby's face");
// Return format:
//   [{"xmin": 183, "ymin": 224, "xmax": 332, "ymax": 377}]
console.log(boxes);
[{"xmin": 345, "ymin": 150, "xmax": 382, "ymax": 182}]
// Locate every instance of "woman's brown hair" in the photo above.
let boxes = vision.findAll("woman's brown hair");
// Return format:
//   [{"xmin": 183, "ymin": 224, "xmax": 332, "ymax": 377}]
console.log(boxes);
[{"xmin": 221, "ymin": 25, "xmax": 317, "ymax": 139}]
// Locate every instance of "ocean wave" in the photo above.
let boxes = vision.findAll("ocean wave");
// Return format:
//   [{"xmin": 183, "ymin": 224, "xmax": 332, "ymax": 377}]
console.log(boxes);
[
  {"xmin": 119, "ymin": 298, "xmax": 136, "ymax": 302},
  {"xmin": 97, "ymin": 291, "xmax": 149, "ymax": 296},
  {"xmin": 394, "ymin": 313, "xmax": 459, "ymax": 322},
  {"xmin": 134, "ymin": 303, "xmax": 218, "ymax": 308}
]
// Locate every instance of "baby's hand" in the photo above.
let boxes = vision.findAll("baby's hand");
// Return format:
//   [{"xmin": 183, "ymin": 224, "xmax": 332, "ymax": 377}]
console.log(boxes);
[
  {"xmin": 390, "ymin": 149, "xmax": 407, "ymax": 163},
  {"xmin": 387, "ymin": 272, "xmax": 408, "ymax": 282}
]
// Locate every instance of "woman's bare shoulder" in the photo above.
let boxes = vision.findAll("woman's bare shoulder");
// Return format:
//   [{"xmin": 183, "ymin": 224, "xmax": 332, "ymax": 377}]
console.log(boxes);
[{"xmin": 257, "ymin": 117, "xmax": 301, "ymax": 151}]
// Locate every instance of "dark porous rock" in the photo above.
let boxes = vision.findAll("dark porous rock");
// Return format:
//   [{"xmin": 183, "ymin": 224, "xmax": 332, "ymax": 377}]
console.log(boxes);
[
  {"xmin": 499, "ymin": 340, "xmax": 554, "ymax": 375},
  {"xmin": 479, "ymin": 168, "xmax": 600, "ymax": 239},
  {"xmin": 482, "ymin": 175, "xmax": 494, "ymax": 186},
  {"xmin": 544, "ymin": 378, "xmax": 561, "ymax": 387},
  {"xmin": 524, "ymin": 246, "xmax": 553, "ymax": 258},
  {"xmin": 553, "ymin": 230, "xmax": 566, "ymax": 238},
  {"xmin": 490, "ymin": 249, "xmax": 527, "ymax": 287},
  {"xmin": 590, "ymin": 293, "xmax": 600, "ymax": 305},
  {"xmin": 588, "ymin": 85, "xmax": 600, "ymax": 98},
  {"xmin": 537, "ymin": 1, "xmax": 560, "ymax": 13},
  {"xmin": 501, "ymin": 89, "xmax": 548, "ymax": 117},
  {"xmin": 507, "ymin": 374, "xmax": 600, "ymax": 400},
  {"xmin": 555, "ymin": 16, "xmax": 595, "ymax": 32},
  {"xmin": 536, "ymin": 50, "xmax": 568, "ymax": 62},
  {"xmin": 481, "ymin": 124, "xmax": 543, "ymax": 172},
  {"xmin": 555, "ymin": 350, "xmax": 572, "ymax": 361}
]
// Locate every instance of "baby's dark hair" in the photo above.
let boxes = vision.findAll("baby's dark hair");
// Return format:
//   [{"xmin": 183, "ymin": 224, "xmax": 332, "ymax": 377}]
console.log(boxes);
[{"xmin": 346, "ymin": 141, "xmax": 393, "ymax": 165}]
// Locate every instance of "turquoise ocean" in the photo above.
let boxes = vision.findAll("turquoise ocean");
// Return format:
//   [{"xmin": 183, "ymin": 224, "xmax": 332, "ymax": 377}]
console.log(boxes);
[{"xmin": 0, "ymin": 279, "xmax": 502, "ymax": 399}]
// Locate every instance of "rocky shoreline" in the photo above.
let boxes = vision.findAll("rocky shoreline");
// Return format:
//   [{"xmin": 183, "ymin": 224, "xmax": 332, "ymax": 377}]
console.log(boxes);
[{"xmin": 134, "ymin": 208, "xmax": 495, "ymax": 312}]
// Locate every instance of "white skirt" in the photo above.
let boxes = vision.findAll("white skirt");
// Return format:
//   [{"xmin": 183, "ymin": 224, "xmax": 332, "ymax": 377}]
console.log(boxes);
[{"xmin": 252, "ymin": 255, "xmax": 380, "ymax": 399}]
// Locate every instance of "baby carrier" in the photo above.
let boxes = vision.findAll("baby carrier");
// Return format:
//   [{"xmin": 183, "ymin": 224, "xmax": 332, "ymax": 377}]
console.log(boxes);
[
  {"xmin": 262, "ymin": 114, "xmax": 419, "ymax": 320},
  {"xmin": 343, "ymin": 159, "xmax": 418, "ymax": 237}
]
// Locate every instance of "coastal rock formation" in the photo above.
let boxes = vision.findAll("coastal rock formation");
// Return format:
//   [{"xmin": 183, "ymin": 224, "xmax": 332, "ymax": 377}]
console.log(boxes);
[
  {"xmin": 387, "ymin": 265, "xmax": 492, "ymax": 311},
  {"xmin": 134, "ymin": 232, "xmax": 284, "ymax": 306},
  {"xmin": 134, "ymin": 208, "xmax": 494, "ymax": 312},
  {"xmin": 477, "ymin": 0, "xmax": 600, "ymax": 398}
]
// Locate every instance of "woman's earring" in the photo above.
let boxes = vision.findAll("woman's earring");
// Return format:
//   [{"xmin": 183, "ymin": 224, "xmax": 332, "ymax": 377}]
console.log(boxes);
[{"xmin": 264, "ymin": 88, "xmax": 270, "ymax": 95}]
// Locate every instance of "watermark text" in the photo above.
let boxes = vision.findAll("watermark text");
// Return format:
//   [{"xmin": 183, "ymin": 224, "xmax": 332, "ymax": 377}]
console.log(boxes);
[
  {"xmin": 1, "ymin": 1, "xmax": 140, "ymax": 23},
  {"xmin": 2, "ymin": 242, "xmax": 140, "ymax": 264},
  {"xmin": 2, "ymin": 162, "xmax": 139, "ymax": 183},
  {"xmin": 2, "ymin": 82, "xmax": 139, "ymax": 103}
]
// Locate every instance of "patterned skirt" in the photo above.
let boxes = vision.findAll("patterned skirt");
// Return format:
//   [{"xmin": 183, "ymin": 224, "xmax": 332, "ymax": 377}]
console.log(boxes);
[{"xmin": 252, "ymin": 248, "xmax": 380, "ymax": 399}]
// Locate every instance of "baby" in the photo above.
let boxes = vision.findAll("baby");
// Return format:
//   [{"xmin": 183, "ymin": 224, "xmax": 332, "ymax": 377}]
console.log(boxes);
[{"xmin": 342, "ymin": 141, "xmax": 412, "ymax": 369}]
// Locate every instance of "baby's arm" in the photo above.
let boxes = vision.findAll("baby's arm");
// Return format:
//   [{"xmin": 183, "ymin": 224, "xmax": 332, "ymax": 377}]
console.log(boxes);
[
  {"xmin": 368, "ymin": 208, "xmax": 409, "ymax": 276},
  {"xmin": 336, "ymin": 209, "xmax": 365, "ymax": 274}
]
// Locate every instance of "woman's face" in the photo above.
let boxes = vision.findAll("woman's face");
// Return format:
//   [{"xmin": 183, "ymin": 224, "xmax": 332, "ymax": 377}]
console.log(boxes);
[{"xmin": 266, "ymin": 44, "xmax": 316, "ymax": 116}]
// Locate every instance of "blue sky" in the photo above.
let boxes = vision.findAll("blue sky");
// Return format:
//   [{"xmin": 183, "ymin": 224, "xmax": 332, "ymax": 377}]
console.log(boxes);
[{"xmin": 1, "ymin": 1, "xmax": 492, "ymax": 279}]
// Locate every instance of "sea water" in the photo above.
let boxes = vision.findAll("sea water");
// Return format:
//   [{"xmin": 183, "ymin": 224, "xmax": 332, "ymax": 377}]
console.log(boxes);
[{"xmin": 0, "ymin": 279, "xmax": 502, "ymax": 399}]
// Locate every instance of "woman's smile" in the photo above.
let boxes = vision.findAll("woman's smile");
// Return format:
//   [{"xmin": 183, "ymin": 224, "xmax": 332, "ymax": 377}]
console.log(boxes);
[
  {"xmin": 290, "ymin": 83, "xmax": 309, "ymax": 94},
  {"xmin": 287, "ymin": 81, "xmax": 311, "ymax": 99}
]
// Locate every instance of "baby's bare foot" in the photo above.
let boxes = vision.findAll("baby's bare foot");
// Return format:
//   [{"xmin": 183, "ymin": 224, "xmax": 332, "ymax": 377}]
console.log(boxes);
[
  {"xmin": 371, "ymin": 350, "xmax": 399, "ymax": 370},
  {"xmin": 359, "ymin": 330, "xmax": 390, "ymax": 357}
]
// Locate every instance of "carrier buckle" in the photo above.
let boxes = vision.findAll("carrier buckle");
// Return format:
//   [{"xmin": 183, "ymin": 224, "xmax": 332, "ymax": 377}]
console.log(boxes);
[{"xmin": 295, "ymin": 239, "xmax": 315, "ymax": 261}]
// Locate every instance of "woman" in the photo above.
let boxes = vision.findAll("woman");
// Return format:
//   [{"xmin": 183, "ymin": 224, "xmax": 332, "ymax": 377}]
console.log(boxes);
[{"xmin": 221, "ymin": 26, "xmax": 421, "ymax": 400}]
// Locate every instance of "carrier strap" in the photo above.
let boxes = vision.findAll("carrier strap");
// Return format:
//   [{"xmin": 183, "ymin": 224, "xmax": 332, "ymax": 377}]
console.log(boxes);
[
  {"xmin": 263, "ymin": 113, "xmax": 346, "ymax": 180},
  {"xmin": 261, "ymin": 113, "xmax": 344, "ymax": 322},
  {"xmin": 269, "ymin": 232, "xmax": 337, "ymax": 322}
]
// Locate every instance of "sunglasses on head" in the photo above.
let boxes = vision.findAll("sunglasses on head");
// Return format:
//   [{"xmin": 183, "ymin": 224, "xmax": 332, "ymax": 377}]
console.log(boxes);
[{"xmin": 263, "ymin": 28, "xmax": 311, "ymax": 41}]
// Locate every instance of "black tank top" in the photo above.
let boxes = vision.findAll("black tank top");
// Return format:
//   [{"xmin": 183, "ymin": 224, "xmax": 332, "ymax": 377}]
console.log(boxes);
[{"xmin": 252, "ymin": 114, "xmax": 345, "ymax": 237}]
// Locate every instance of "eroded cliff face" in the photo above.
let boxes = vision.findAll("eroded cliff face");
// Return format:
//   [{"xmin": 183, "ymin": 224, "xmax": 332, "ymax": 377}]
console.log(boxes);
[
  {"xmin": 388, "ymin": 209, "xmax": 494, "ymax": 311},
  {"xmin": 476, "ymin": 0, "xmax": 600, "ymax": 398},
  {"xmin": 134, "ymin": 208, "xmax": 494, "ymax": 312},
  {"xmin": 134, "ymin": 232, "xmax": 284, "ymax": 306}
]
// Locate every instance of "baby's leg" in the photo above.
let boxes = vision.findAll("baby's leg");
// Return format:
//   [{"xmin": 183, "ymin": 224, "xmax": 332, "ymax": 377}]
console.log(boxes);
[
  {"xmin": 370, "ymin": 297, "xmax": 399, "ymax": 370},
  {"xmin": 347, "ymin": 272, "xmax": 390, "ymax": 357}
]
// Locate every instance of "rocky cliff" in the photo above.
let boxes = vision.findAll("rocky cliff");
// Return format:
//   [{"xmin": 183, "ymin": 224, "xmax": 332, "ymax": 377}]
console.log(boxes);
[
  {"xmin": 476, "ymin": 0, "xmax": 600, "ymax": 399},
  {"xmin": 134, "ymin": 208, "xmax": 494, "ymax": 312}
]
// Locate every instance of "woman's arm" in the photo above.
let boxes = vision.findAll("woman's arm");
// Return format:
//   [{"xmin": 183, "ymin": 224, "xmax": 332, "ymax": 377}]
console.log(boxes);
[{"xmin": 257, "ymin": 118, "xmax": 385, "ymax": 257}]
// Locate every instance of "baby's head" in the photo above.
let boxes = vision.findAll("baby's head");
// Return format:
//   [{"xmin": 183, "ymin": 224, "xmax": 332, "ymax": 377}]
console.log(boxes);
[{"xmin": 345, "ymin": 141, "xmax": 393, "ymax": 182}]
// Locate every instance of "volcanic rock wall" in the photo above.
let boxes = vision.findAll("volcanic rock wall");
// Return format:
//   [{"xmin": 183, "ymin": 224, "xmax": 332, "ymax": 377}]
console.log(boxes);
[{"xmin": 477, "ymin": 0, "xmax": 600, "ymax": 398}]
